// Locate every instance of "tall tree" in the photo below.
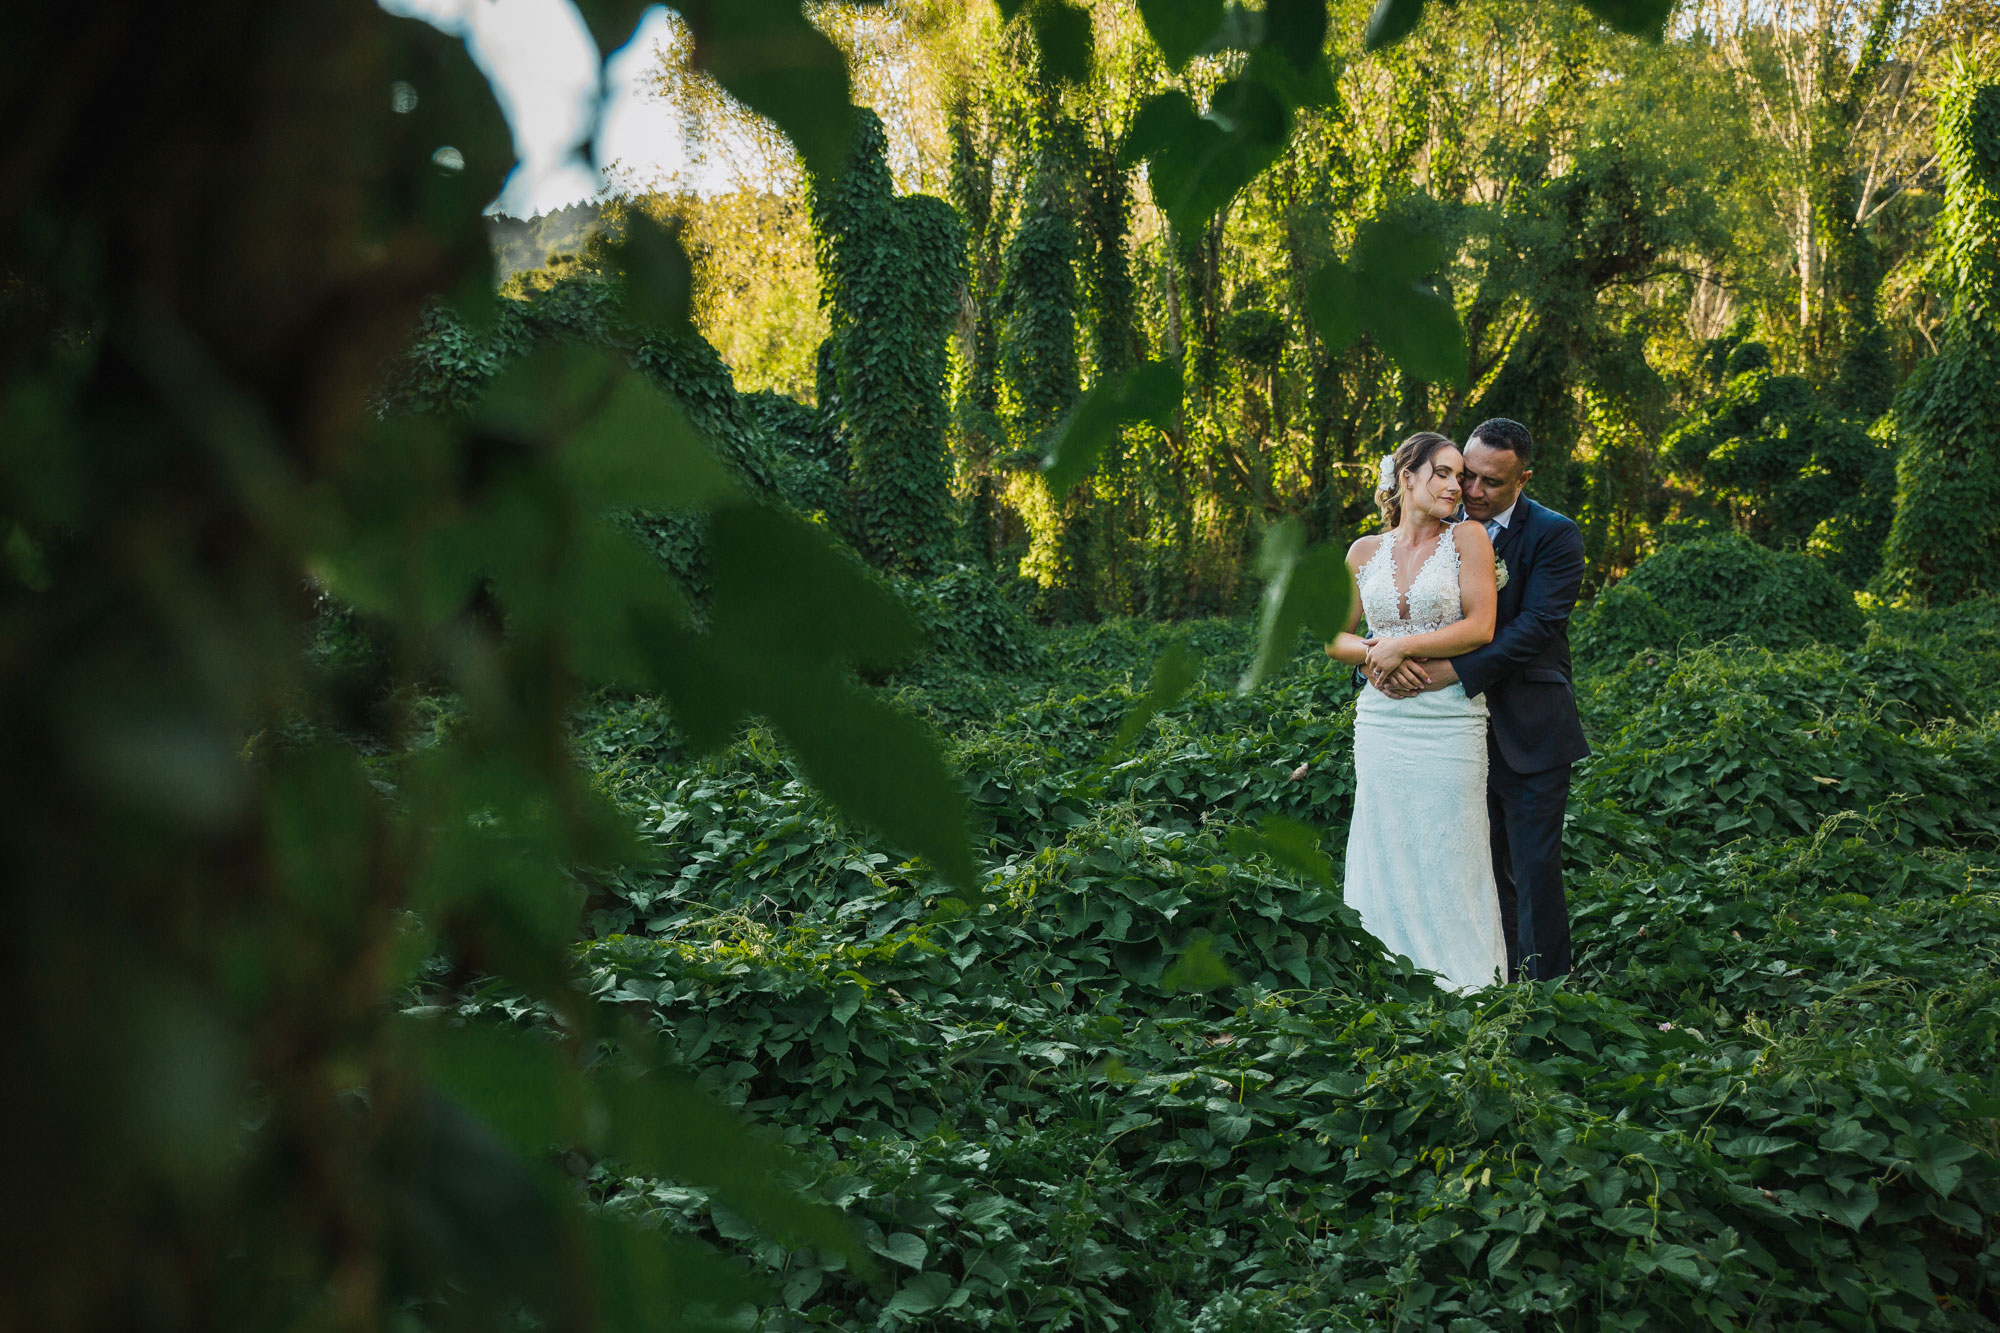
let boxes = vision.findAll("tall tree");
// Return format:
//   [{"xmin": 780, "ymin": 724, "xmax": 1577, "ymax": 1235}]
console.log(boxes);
[
  {"xmin": 811, "ymin": 108, "xmax": 967, "ymax": 576},
  {"xmin": 1876, "ymin": 57, "xmax": 2000, "ymax": 603}
]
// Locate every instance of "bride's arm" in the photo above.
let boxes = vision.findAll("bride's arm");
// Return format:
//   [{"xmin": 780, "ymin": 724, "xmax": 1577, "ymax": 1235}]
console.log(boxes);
[
  {"xmin": 1363, "ymin": 524, "xmax": 1497, "ymax": 673},
  {"xmin": 1324, "ymin": 535, "xmax": 1378, "ymax": 666}
]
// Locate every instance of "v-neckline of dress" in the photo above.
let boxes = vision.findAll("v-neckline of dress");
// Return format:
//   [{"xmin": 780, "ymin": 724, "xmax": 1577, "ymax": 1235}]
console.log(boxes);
[{"xmin": 1385, "ymin": 526, "xmax": 1455, "ymax": 624}]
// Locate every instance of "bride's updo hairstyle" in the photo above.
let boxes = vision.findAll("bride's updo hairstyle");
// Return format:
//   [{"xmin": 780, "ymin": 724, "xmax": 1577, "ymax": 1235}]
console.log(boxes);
[{"xmin": 1376, "ymin": 431, "xmax": 1456, "ymax": 529}]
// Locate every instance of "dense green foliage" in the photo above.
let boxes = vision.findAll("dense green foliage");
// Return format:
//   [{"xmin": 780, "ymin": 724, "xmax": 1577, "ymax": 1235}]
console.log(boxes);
[
  {"xmin": 1605, "ymin": 532, "xmax": 1867, "ymax": 652},
  {"xmin": 1663, "ymin": 346, "xmax": 1896, "ymax": 588},
  {"xmin": 650, "ymin": 3, "xmax": 1999, "ymax": 610},
  {"xmin": 813, "ymin": 110, "xmax": 968, "ymax": 576},
  {"xmin": 7, "ymin": 2, "xmax": 1999, "ymax": 1331},
  {"xmin": 460, "ymin": 560, "xmax": 2000, "ymax": 1331},
  {"xmin": 1879, "ymin": 58, "xmax": 2000, "ymax": 605}
]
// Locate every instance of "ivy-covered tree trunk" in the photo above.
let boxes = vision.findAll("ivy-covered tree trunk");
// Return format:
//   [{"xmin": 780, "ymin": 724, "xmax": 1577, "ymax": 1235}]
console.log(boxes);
[
  {"xmin": 1877, "ymin": 64, "xmax": 2000, "ymax": 605},
  {"xmin": 1000, "ymin": 143, "xmax": 1091, "ymax": 618},
  {"xmin": 811, "ymin": 110, "xmax": 966, "ymax": 577},
  {"xmin": 947, "ymin": 99, "xmax": 1013, "ymax": 566}
]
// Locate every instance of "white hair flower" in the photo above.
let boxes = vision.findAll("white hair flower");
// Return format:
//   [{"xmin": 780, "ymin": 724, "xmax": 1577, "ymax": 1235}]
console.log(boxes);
[{"xmin": 1376, "ymin": 454, "xmax": 1397, "ymax": 493}]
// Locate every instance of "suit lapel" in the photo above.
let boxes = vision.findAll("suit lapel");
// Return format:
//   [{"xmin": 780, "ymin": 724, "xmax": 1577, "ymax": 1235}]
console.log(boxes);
[{"xmin": 1493, "ymin": 496, "xmax": 1535, "ymax": 560}]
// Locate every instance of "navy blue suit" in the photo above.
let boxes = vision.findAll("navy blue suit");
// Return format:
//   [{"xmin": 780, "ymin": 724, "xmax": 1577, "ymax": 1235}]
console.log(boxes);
[{"xmin": 1453, "ymin": 496, "xmax": 1588, "ymax": 982}]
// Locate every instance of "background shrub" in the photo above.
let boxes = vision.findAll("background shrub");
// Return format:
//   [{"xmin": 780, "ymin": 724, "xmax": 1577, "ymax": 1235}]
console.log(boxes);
[{"xmin": 1614, "ymin": 532, "xmax": 1864, "ymax": 650}]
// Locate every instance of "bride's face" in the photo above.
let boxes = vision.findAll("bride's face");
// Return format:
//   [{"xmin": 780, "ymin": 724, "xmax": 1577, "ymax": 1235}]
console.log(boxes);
[{"xmin": 1404, "ymin": 447, "xmax": 1465, "ymax": 520}]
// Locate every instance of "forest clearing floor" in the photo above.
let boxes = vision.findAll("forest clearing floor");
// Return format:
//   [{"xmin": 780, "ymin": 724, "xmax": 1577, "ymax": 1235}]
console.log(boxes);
[{"xmin": 442, "ymin": 602, "xmax": 2000, "ymax": 1332}]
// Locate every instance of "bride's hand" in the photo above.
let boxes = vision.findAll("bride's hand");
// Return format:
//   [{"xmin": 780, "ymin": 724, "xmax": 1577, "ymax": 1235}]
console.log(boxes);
[{"xmin": 1364, "ymin": 640, "xmax": 1409, "ymax": 680}]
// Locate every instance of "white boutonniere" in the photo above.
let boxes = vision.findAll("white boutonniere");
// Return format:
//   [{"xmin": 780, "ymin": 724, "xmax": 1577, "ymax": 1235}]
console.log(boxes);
[{"xmin": 1494, "ymin": 557, "xmax": 1510, "ymax": 590}]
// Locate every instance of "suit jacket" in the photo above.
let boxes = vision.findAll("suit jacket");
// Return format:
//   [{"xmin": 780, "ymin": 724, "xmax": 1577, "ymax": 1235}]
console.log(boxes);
[{"xmin": 1453, "ymin": 496, "xmax": 1591, "ymax": 775}]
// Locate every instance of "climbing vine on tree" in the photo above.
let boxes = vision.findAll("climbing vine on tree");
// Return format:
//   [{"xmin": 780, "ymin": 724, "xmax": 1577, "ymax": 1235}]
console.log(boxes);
[
  {"xmin": 1877, "ymin": 56, "xmax": 2000, "ymax": 605},
  {"xmin": 811, "ymin": 109, "xmax": 966, "ymax": 577}
]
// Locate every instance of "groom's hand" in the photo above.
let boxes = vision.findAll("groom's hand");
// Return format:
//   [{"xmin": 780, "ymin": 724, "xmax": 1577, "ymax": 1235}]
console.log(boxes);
[{"xmin": 1416, "ymin": 658, "xmax": 1459, "ymax": 692}]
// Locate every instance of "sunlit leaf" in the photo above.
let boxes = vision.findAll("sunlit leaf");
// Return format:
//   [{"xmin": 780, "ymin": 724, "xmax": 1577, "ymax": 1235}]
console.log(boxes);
[
  {"xmin": 1137, "ymin": 0, "xmax": 1225, "ymax": 69},
  {"xmin": 1370, "ymin": 284, "xmax": 1466, "ymax": 386},
  {"xmin": 1042, "ymin": 359, "xmax": 1180, "ymax": 495},
  {"xmin": 1239, "ymin": 519, "xmax": 1356, "ymax": 692},
  {"xmin": 1107, "ymin": 638, "xmax": 1202, "ymax": 757}
]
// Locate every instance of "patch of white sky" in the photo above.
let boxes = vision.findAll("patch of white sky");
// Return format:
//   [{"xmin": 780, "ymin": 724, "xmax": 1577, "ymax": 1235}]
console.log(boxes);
[{"xmin": 378, "ymin": 0, "xmax": 742, "ymax": 216}]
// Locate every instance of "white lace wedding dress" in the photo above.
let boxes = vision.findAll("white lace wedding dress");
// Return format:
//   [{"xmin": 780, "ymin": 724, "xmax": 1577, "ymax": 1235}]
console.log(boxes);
[{"xmin": 1344, "ymin": 526, "xmax": 1508, "ymax": 993}]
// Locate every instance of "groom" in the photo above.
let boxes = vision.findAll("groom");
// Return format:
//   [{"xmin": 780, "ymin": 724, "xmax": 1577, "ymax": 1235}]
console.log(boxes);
[{"xmin": 1377, "ymin": 418, "xmax": 1589, "ymax": 982}]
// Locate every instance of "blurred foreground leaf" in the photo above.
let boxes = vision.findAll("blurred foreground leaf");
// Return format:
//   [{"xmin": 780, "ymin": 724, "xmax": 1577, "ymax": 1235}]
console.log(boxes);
[
  {"xmin": 1136, "ymin": 0, "xmax": 1225, "ymax": 69},
  {"xmin": 1042, "ymin": 359, "xmax": 1180, "ymax": 495},
  {"xmin": 1309, "ymin": 216, "xmax": 1466, "ymax": 385},
  {"xmin": 1240, "ymin": 519, "xmax": 1356, "ymax": 692}
]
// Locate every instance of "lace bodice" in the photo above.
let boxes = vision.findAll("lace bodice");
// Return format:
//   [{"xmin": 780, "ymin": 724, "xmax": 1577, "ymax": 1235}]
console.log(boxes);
[{"xmin": 1359, "ymin": 525, "xmax": 1464, "ymax": 639}]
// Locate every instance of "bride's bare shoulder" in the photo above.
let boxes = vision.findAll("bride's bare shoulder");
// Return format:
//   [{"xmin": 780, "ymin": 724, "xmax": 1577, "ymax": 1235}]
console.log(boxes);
[
  {"xmin": 1346, "ymin": 532, "xmax": 1386, "ymax": 565},
  {"xmin": 1450, "ymin": 520, "xmax": 1494, "ymax": 555}
]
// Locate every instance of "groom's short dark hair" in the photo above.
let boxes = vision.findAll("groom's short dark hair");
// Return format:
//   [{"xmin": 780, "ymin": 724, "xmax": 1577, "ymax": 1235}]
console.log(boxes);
[{"xmin": 1468, "ymin": 417, "xmax": 1534, "ymax": 466}]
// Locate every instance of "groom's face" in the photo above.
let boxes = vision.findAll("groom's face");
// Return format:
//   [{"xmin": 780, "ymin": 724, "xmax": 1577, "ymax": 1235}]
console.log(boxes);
[{"xmin": 1461, "ymin": 440, "xmax": 1531, "ymax": 521}]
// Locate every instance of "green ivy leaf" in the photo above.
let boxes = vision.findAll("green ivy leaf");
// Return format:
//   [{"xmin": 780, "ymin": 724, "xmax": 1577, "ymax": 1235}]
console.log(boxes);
[
  {"xmin": 1031, "ymin": 1, "xmax": 1094, "ymax": 84},
  {"xmin": 1119, "ymin": 91, "xmax": 1200, "ymax": 169},
  {"xmin": 1895, "ymin": 1132, "xmax": 1978, "ymax": 1198},
  {"xmin": 1162, "ymin": 935, "xmax": 1236, "ymax": 993},
  {"xmin": 586, "ymin": 1214, "xmax": 771, "ymax": 1324},
  {"xmin": 1307, "ymin": 260, "xmax": 1363, "ymax": 352},
  {"xmin": 1352, "ymin": 217, "xmax": 1447, "ymax": 284},
  {"xmin": 1370, "ymin": 284, "xmax": 1466, "ymax": 386},
  {"xmin": 677, "ymin": 0, "xmax": 858, "ymax": 182},
  {"xmin": 1239, "ymin": 519, "xmax": 1356, "ymax": 692},
  {"xmin": 610, "ymin": 210, "xmax": 695, "ymax": 333},
  {"xmin": 1580, "ymin": 0, "xmax": 1674, "ymax": 40},
  {"xmin": 1107, "ymin": 638, "xmax": 1202, "ymax": 758},
  {"xmin": 868, "ymin": 1231, "xmax": 928, "ymax": 1270},
  {"xmin": 1308, "ymin": 217, "xmax": 1465, "ymax": 385},
  {"xmin": 1137, "ymin": 0, "xmax": 1225, "ymax": 70},
  {"xmin": 1229, "ymin": 814, "xmax": 1334, "ymax": 886},
  {"xmin": 566, "ymin": 0, "xmax": 654, "ymax": 60},
  {"xmin": 882, "ymin": 1271, "xmax": 954, "ymax": 1316},
  {"xmin": 1261, "ymin": 0, "xmax": 1328, "ymax": 71},
  {"xmin": 1136, "ymin": 76, "xmax": 1291, "ymax": 233},
  {"xmin": 564, "ymin": 374, "xmax": 738, "ymax": 511},
  {"xmin": 707, "ymin": 503, "xmax": 925, "ymax": 671},
  {"xmin": 1042, "ymin": 360, "xmax": 1180, "ymax": 496},
  {"xmin": 1362, "ymin": 0, "xmax": 1429, "ymax": 51}
]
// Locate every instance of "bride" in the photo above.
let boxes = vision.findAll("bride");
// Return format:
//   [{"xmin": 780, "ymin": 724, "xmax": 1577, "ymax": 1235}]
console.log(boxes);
[{"xmin": 1325, "ymin": 431, "xmax": 1508, "ymax": 993}]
